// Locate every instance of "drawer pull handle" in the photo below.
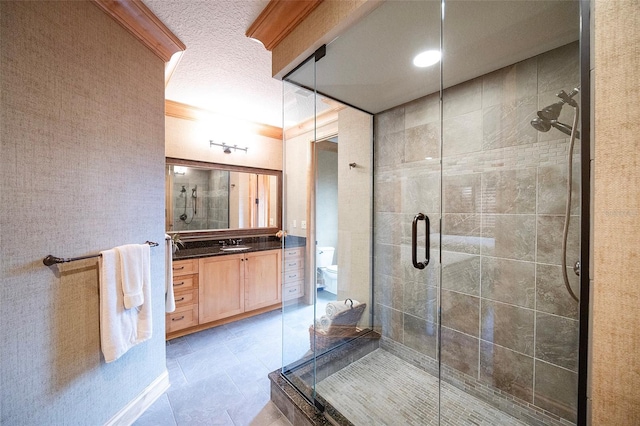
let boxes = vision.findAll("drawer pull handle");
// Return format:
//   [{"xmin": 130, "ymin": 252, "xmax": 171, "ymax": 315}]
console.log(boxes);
[
  {"xmin": 172, "ymin": 316, "xmax": 185, "ymax": 321},
  {"xmin": 173, "ymin": 266, "xmax": 185, "ymax": 270},
  {"xmin": 288, "ymin": 289, "xmax": 297, "ymax": 293},
  {"xmin": 174, "ymin": 281, "xmax": 184, "ymax": 287},
  {"xmin": 176, "ymin": 297, "xmax": 185, "ymax": 302},
  {"xmin": 288, "ymin": 263, "xmax": 296, "ymax": 267},
  {"xmin": 288, "ymin": 275, "xmax": 296, "ymax": 278}
]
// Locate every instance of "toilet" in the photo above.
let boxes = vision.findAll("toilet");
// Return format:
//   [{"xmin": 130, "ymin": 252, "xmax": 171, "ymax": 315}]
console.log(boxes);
[{"xmin": 316, "ymin": 247, "xmax": 337, "ymax": 294}]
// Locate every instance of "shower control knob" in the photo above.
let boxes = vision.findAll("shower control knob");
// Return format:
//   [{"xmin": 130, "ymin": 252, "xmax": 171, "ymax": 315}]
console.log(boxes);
[{"xmin": 573, "ymin": 261, "xmax": 581, "ymax": 276}]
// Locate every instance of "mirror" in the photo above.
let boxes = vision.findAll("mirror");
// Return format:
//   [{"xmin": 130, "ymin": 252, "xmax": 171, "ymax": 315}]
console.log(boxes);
[{"xmin": 166, "ymin": 158, "xmax": 281, "ymax": 235}]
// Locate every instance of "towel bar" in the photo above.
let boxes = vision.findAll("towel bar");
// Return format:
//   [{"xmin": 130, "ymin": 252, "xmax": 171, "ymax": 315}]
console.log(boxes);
[{"xmin": 43, "ymin": 241, "xmax": 159, "ymax": 266}]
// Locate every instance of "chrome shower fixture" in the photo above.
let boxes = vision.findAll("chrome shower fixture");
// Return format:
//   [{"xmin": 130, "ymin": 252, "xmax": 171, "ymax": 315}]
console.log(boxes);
[
  {"xmin": 531, "ymin": 86, "xmax": 581, "ymax": 303},
  {"xmin": 531, "ymin": 88, "xmax": 580, "ymax": 138}
]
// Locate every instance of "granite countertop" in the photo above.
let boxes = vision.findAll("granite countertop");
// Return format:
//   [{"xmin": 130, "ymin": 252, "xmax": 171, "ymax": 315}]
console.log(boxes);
[{"xmin": 173, "ymin": 235, "xmax": 306, "ymax": 260}]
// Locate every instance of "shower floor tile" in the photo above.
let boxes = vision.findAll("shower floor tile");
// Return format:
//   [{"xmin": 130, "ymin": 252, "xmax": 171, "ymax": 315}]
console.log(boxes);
[{"xmin": 316, "ymin": 349, "xmax": 527, "ymax": 426}]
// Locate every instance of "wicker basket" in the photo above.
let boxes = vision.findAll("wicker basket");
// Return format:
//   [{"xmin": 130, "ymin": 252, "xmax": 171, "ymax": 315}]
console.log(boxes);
[{"xmin": 309, "ymin": 302, "xmax": 367, "ymax": 350}]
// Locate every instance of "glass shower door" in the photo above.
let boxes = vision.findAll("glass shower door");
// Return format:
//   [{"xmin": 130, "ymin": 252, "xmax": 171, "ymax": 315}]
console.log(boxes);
[
  {"xmin": 279, "ymin": 1, "xmax": 585, "ymax": 424},
  {"xmin": 439, "ymin": 1, "xmax": 582, "ymax": 424},
  {"xmin": 281, "ymin": 44, "xmax": 376, "ymax": 410},
  {"xmin": 281, "ymin": 55, "xmax": 319, "ymax": 403},
  {"xmin": 310, "ymin": 1, "xmax": 444, "ymax": 424}
]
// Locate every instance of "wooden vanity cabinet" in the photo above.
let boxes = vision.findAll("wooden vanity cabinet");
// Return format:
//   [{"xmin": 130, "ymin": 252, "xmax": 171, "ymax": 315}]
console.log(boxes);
[
  {"xmin": 283, "ymin": 247, "xmax": 305, "ymax": 302},
  {"xmin": 198, "ymin": 254, "xmax": 245, "ymax": 323},
  {"xmin": 244, "ymin": 249, "xmax": 282, "ymax": 311},
  {"xmin": 167, "ymin": 248, "xmax": 283, "ymax": 339},
  {"xmin": 198, "ymin": 249, "xmax": 282, "ymax": 324},
  {"xmin": 166, "ymin": 258, "xmax": 199, "ymax": 333}
]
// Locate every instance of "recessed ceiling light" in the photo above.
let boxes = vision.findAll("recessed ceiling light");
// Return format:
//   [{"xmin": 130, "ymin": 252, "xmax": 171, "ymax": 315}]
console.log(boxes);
[{"xmin": 413, "ymin": 50, "xmax": 441, "ymax": 68}]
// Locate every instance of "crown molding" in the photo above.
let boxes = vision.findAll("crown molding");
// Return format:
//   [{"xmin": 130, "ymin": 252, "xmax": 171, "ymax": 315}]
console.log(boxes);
[
  {"xmin": 165, "ymin": 100, "xmax": 283, "ymax": 140},
  {"xmin": 92, "ymin": 0, "xmax": 185, "ymax": 62},
  {"xmin": 246, "ymin": 0, "xmax": 323, "ymax": 51}
]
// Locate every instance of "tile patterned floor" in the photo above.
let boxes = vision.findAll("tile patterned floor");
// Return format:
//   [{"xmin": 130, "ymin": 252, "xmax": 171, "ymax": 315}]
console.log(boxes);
[
  {"xmin": 317, "ymin": 349, "xmax": 528, "ymax": 426},
  {"xmin": 134, "ymin": 309, "xmax": 292, "ymax": 426},
  {"xmin": 136, "ymin": 291, "xmax": 529, "ymax": 426},
  {"xmin": 135, "ymin": 290, "xmax": 336, "ymax": 426}
]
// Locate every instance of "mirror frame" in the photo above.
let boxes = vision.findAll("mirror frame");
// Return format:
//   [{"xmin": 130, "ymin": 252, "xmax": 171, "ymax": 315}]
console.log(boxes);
[{"xmin": 166, "ymin": 157, "xmax": 282, "ymax": 240}]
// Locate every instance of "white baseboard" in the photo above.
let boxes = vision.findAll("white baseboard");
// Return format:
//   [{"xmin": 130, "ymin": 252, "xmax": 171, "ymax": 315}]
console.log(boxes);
[{"xmin": 105, "ymin": 369, "xmax": 170, "ymax": 426}]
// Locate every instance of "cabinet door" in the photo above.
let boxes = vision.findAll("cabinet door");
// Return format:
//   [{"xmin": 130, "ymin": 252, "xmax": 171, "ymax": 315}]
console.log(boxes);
[
  {"xmin": 245, "ymin": 249, "xmax": 282, "ymax": 311},
  {"xmin": 199, "ymin": 254, "xmax": 245, "ymax": 323}
]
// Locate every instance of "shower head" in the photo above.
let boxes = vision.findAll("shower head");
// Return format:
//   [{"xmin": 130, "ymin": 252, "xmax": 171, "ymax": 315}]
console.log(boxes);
[
  {"xmin": 538, "ymin": 102, "xmax": 564, "ymax": 121},
  {"xmin": 530, "ymin": 116, "xmax": 552, "ymax": 132},
  {"xmin": 531, "ymin": 88, "xmax": 580, "ymax": 138},
  {"xmin": 531, "ymin": 115, "xmax": 579, "ymax": 138}
]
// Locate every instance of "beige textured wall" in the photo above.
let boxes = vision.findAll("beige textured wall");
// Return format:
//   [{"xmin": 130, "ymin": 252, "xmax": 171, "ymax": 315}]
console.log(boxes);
[
  {"xmin": 592, "ymin": 1, "xmax": 640, "ymax": 424},
  {"xmin": 166, "ymin": 116, "xmax": 282, "ymax": 170},
  {"xmin": 284, "ymin": 120, "xmax": 338, "ymax": 238},
  {"xmin": 0, "ymin": 1, "xmax": 166, "ymax": 424},
  {"xmin": 337, "ymin": 108, "xmax": 373, "ymax": 327}
]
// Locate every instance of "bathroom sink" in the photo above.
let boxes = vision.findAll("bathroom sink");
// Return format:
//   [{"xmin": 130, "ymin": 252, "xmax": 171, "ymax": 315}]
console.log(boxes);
[{"xmin": 220, "ymin": 245, "xmax": 250, "ymax": 252}]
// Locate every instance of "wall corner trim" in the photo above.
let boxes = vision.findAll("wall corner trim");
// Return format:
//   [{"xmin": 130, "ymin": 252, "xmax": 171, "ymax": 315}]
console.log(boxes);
[
  {"xmin": 92, "ymin": 0, "xmax": 185, "ymax": 62},
  {"xmin": 165, "ymin": 100, "xmax": 283, "ymax": 140},
  {"xmin": 105, "ymin": 369, "xmax": 170, "ymax": 426},
  {"xmin": 246, "ymin": 0, "xmax": 323, "ymax": 51}
]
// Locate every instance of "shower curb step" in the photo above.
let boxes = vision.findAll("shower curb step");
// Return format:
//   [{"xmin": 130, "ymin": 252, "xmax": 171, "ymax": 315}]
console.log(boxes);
[
  {"xmin": 269, "ymin": 370, "xmax": 341, "ymax": 426},
  {"xmin": 270, "ymin": 331, "xmax": 380, "ymax": 425}
]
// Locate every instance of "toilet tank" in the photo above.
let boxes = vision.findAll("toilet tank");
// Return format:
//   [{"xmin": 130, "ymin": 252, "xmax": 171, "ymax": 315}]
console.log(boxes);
[{"xmin": 316, "ymin": 247, "xmax": 335, "ymax": 268}]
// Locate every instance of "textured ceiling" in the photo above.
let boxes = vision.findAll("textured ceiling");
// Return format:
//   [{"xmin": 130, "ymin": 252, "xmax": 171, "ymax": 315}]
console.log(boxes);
[{"xmin": 144, "ymin": 0, "xmax": 283, "ymax": 128}]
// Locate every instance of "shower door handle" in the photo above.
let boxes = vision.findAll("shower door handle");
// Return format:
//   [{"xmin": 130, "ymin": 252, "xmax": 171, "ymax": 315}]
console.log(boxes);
[{"xmin": 411, "ymin": 213, "xmax": 430, "ymax": 270}]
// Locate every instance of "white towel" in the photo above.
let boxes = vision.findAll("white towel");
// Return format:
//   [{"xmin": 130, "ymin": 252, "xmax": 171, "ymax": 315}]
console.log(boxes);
[
  {"xmin": 116, "ymin": 244, "xmax": 148, "ymax": 309},
  {"xmin": 315, "ymin": 315, "xmax": 331, "ymax": 332},
  {"xmin": 99, "ymin": 247, "xmax": 152, "ymax": 363},
  {"xmin": 326, "ymin": 300, "xmax": 359, "ymax": 319},
  {"xmin": 165, "ymin": 234, "xmax": 175, "ymax": 313}
]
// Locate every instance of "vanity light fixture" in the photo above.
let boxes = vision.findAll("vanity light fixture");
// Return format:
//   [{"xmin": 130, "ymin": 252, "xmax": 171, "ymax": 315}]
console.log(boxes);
[
  {"xmin": 173, "ymin": 166, "xmax": 187, "ymax": 175},
  {"xmin": 413, "ymin": 50, "xmax": 441, "ymax": 68},
  {"xmin": 210, "ymin": 140, "xmax": 248, "ymax": 154}
]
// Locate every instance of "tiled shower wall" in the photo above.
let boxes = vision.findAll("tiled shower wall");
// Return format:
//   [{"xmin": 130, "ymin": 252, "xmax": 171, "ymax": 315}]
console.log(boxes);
[
  {"xmin": 207, "ymin": 169, "xmax": 230, "ymax": 229},
  {"xmin": 373, "ymin": 42, "xmax": 580, "ymax": 423},
  {"xmin": 172, "ymin": 169, "xmax": 229, "ymax": 231}
]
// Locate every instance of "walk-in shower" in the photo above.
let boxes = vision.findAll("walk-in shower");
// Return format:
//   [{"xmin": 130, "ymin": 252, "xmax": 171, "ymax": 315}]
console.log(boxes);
[{"xmin": 278, "ymin": 1, "xmax": 588, "ymax": 425}]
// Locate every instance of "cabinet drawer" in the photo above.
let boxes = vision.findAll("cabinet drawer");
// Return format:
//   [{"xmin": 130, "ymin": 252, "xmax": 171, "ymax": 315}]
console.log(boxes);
[
  {"xmin": 172, "ymin": 274, "xmax": 196, "ymax": 291},
  {"xmin": 283, "ymin": 281, "xmax": 304, "ymax": 301},
  {"xmin": 172, "ymin": 259, "xmax": 198, "ymax": 276},
  {"xmin": 284, "ymin": 258, "xmax": 303, "ymax": 271},
  {"xmin": 173, "ymin": 288, "xmax": 198, "ymax": 309},
  {"xmin": 166, "ymin": 305, "xmax": 198, "ymax": 333},
  {"xmin": 284, "ymin": 247, "xmax": 303, "ymax": 259},
  {"xmin": 283, "ymin": 268, "xmax": 304, "ymax": 283}
]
